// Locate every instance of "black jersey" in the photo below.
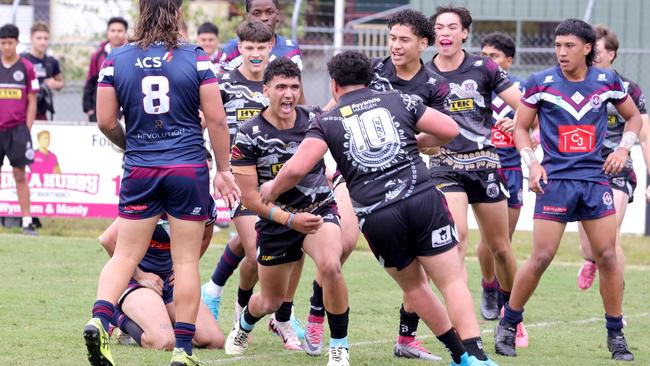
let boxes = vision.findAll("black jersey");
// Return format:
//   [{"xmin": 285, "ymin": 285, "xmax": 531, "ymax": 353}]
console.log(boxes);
[
  {"xmin": 307, "ymin": 88, "xmax": 433, "ymax": 217},
  {"xmin": 603, "ymin": 72, "xmax": 647, "ymax": 158},
  {"xmin": 232, "ymin": 105, "xmax": 333, "ymax": 213},
  {"xmin": 369, "ymin": 56, "xmax": 450, "ymax": 113},
  {"xmin": 218, "ymin": 68, "xmax": 268, "ymax": 144},
  {"xmin": 428, "ymin": 51, "xmax": 513, "ymax": 171}
]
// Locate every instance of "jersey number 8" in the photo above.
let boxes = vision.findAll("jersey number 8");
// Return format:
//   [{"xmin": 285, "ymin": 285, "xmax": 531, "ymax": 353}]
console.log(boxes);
[{"xmin": 142, "ymin": 76, "xmax": 170, "ymax": 115}]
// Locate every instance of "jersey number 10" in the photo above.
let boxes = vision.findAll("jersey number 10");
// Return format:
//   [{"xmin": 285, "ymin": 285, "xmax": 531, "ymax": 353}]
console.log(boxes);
[{"xmin": 142, "ymin": 76, "xmax": 170, "ymax": 115}]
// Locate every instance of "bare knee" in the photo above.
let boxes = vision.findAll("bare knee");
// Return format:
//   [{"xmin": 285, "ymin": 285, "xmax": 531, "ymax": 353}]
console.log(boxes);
[
  {"xmin": 194, "ymin": 330, "xmax": 224, "ymax": 349},
  {"xmin": 318, "ymin": 259, "xmax": 342, "ymax": 283},
  {"xmin": 489, "ymin": 242, "xmax": 512, "ymax": 263},
  {"xmin": 12, "ymin": 169, "xmax": 26, "ymax": 183},
  {"xmin": 530, "ymin": 251, "xmax": 554, "ymax": 276},
  {"xmin": 141, "ymin": 330, "xmax": 175, "ymax": 350},
  {"xmin": 594, "ymin": 246, "xmax": 617, "ymax": 269},
  {"xmin": 258, "ymin": 296, "xmax": 284, "ymax": 315}
]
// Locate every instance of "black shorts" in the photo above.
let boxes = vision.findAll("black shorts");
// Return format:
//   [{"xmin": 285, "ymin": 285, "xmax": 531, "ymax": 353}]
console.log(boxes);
[
  {"xmin": 431, "ymin": 169, "xmax": 508, "ymax": 204},
  {"xmin": 256, "ymin": 203, "xmax": 340, "ymax": 266},
  {"xmin": 231, "ymin": 201, "xmax": 256, "ymax": 219},
  {"xmin": 0, "ymin": 124, "xmax": 34, "ymax": 168},
  {"xmin": 360, "ymin": 189, "xmax": 458, "ymax": 270},
  {"xmin": 608, "ymin": 169, "xmax": 637, "ymax": 203}
]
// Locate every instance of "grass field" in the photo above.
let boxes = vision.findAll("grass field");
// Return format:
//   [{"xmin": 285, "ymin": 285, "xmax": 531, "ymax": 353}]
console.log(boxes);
[{"xmin": 1, "ymin": 225, "xmax": 649, "ymax": 366}]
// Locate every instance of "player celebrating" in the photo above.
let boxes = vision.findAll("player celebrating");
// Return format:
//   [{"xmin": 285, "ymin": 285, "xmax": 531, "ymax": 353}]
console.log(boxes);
[
  {"xmin": 98, "ymin": 197, "xmax": 223, "ymax": 350},
  {"xmin": 576, "ymin": 24, "xmax": 650, "ymax": 291},
  {"xmin": 223, "ymin": 58, "xmax": 351, "ymax": 366},
  {"xmin": 201, "ymin": 20, "xmax": 305, "ymax": 350},
  {"xmin": 261, "ymin": 51, "xmax": 500, "ymax": 366},
  {"xmin": 427, "ymin": 5, "xmax": 520, "ymax": 316},
  {"xmin": 363, "ymin": 9, "xmax": 452, "ymax": 360},
  {"xmin": 495, "ymin": 19, "xmax": 640, "ymax": 361},
  {"xmin": 84, "ymin": 1, "xmax": 239, "ymax": 366}
]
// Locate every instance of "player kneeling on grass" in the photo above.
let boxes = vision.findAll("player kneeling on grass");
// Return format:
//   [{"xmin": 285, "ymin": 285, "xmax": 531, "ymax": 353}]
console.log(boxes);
[
  {"xmin": 98, "ymin": 201, "xmax": 224, "ymax": 351},
  {"xmin": 224, "ymin": 58, "xmax": 351, "ymax": 366},
  {"xmin": 261, "ymin": 51, "xmax": 500, "ymax": 366},
  {"xmin": 494, "ymin": 19, "xmax": 639, "ymax": 361}
]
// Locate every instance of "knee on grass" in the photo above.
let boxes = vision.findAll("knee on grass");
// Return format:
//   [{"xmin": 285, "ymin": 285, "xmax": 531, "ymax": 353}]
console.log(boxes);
[{"xmin": 141, "ymin": 330, "xmax": 175, "ymax": 350}]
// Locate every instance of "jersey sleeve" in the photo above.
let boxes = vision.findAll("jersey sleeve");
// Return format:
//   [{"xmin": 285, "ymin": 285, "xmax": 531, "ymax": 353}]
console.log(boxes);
[
  {"xmin": 628, "ymin": 81, "xmax": 647, "ymax": 114},
  {"xmin": 609, "ymin": 74, "xmax": 628, "ymax": 105},
  {"xmin": 97, "ymin": 52, "xmax": 115, "ymax": 88},
  {"xmin": 520, "ymin": 73, "xmax": 541, "ymax": 109},
  {"xmin": 486, "ymin": 58, "xmax": 513, "ymax": 94},
  {"xmin": 51, "ymin": 57, "xmax": 62, "ymax": 78},
  {"xmin": 219, "ymin": 39, "xmax": 239, "ymax": 72},
  {"xmin": 428, "ymin": 76, "xmax": 451, "ymax": 114},
  {"xmin": 231, "ymin": 127, "xmax": 258, "ymax": 167},
  {"xmin": 196, "ymin": 48, "xmax": 218, "ymax": 86},
  {"xmin": 24, "ymin": 61, "xmax": 40, "ymax": 94},
  {"xmin": 285, "ymin": 40, "xmax": 303, "ymax": 70},
  {"xmin": 306, "ymin": 115, "xmax": 328, "ymax": 143},
  {"xmin": 400, "ymin": 93, "xmax": 427, "ymax": 125}
]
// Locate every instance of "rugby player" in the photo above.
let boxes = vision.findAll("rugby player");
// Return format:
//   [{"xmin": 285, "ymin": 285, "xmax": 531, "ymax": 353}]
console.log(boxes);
[
  {"xmin": 576, "ymin": 24, "xmax": 650, "ymax": 291},
  {"xmin": 495, "ymin": 19, "xmax": 639, "ymax": 361},
  {"xmin": 428, "ymin": 5, "xmax": 520, "ymax": 320},
  {"xmin": 196, "ymin": 22, "xmax": 221, "ymax": 67},
  {"xmin": 224, "ymin": 58, "xmax": 351, "ymax": 366},
  {"xmin": 261, "ymin": 51, "xmax": 500, "ymax": 366},
  {"xmin": 201, "ymin": 20, "xmax": 305, "ymax": 350},
  {"xmin": 84, "ymin": 1, "xmax": 239, "ymax": 366}
]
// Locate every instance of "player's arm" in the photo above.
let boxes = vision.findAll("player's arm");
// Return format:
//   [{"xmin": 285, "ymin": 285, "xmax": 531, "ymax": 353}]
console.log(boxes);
[
  {"xmin": 415, "ymin": 107, "xmax": 459, "ymax": 151},
  {"xmin": 96, "ymin": 86, "xmax": 125, "ymax": 150},
  {"xmin": 514, "ymin": 104, "xmax": 547, "ymax": 194},
  {"xmin": 259, "ymin": 137, "xmax": 329, "ymax": 205},
  {"xmin": 235, "ymin": 166, "xmax": 322, "ymax": 234},
  {"xmin": 200, "ymin": 82, "xmax": 240, "ymax": 207},
  {"xmin": 26, "ymin": 93, "xmax": 37, "ymax": 130},
  {"xmin": 605, "ymin": 97, "xmax": 643, "ymax": 175},
  {"xmin": 46, "ymin": 71, "xmax": 65, "ymax": 91},
  {"xmin": 494, "ymin": 84, "xmax": 523, "ymax": 133}
]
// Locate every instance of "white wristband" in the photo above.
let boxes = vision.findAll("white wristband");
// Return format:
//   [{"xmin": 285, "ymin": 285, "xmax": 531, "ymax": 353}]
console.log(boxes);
[
  {"xmin": 520, "ymin": 147, "xmax": 538, "ymax": 167},
  {"xmin": 618, "ymin": 131, "xmax": 637, "ymax": 151}
]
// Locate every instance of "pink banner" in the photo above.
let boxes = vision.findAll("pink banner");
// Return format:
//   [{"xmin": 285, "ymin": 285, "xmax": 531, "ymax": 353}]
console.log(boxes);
[{"xmin": 0, "ymin": 201, "xmax": 117, "ymax": 218}]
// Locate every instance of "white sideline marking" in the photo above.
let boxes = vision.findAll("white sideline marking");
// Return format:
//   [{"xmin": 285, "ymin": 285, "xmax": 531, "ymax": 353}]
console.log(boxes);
[{"xmin": 204, "ymin": 313, "xmax": 650, "ymax": 364}]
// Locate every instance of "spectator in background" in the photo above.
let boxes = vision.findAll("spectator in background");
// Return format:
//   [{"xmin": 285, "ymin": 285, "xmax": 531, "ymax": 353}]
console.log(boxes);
[
  {"xmin": 21, "ymin": 21, "xmax": 63, "ymax": 121},
  {"xmin": 0, "ymin": 24, "xmax": 39, "ymax": 235},
  {"xmin": 82, "ymin": 17, "xmax": 127, "ymax": 122},
  {"xmin": 197, "ymin": 22, "xmax": 221, "ymax": 66}
]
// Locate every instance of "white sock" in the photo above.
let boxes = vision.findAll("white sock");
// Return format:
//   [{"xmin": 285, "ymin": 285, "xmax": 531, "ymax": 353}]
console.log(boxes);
[
  {"xmin": 204, "ymin": 280, "xmax": 224, "ymax": 297},
  {"xmin": 22, "ymin": 216, "xmax": 33, "ymax": 227}
]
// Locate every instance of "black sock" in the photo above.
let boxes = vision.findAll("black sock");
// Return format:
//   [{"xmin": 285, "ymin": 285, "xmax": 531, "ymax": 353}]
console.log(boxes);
[
  {"xmin": 436, "ymin": 328, "xmax": 465, "ymax": 364},
  {"xmin": 241, "ymin": 306, "xmax": 262, "ymax": 332},
  {"xmin": 326, "ymin": 308, "xmax": 349, "ymax": 340},
  {"xmin": 237, "ymin": 287, "xmax": 253, "ymax": 308},
  {"xmin": 275, "ymin": 301, "xmax": 293, "ymax": 322},
  {"xmin": 114, "ymin": 308, "xmax": 143, "ymax": 346},
  {"xmin": 462, "ymin": 337, "xmax": 488, "ymax": 361},
  {"xmin": 498, "ymin": 289, "xmax": 511, "ymax": 310},
  {"xmin": 399, "ymin": 304, "xmax": 419, "ymax": 338},
  {"xmin": 310, "ymin": 280, "xmax": 325, "ymax": 317},
  {"xmin": 605, "ymin": 314, "xmax": 624, "ymax": 337}
]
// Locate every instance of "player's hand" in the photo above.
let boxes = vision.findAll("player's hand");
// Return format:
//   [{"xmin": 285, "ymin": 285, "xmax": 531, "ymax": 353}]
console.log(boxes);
[
  {"xmin": 290, "ymin": 212, "xmax": 324, "ymax": 234},
  {"xmin": 135, "ymin": 271, "xmax": 163, "ymax": 296},
  {"xmin": 214, "ymin": 170, "xmax": 241, "ymax": 209},
  {"xmin": 167, "ymin": 273, "xmax": 175, "ymax": 287},
  {"xmin": 528, "ymin": 162, "xmax": 547, "ymax": 195},
  {"xmin": 496, "ymin": 117, "xmax": 515, "ymax": 134},
  {"xmin": 259, "ymin": 181, "xmax": 278, "ymax": 205},
  {"xmin": 603, "ymin": 147, "xmax": 628, "ymax": 175}
]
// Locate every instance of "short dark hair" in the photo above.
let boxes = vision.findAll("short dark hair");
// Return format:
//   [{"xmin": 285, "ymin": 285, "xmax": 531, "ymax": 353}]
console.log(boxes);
[
  {"xmin": 327, "ymin": 51, "xmax": 373, "ymax": 87},
  {"xmin": 480, "ymin": 32, "xmax": 516, "ymax": 58},
  {"xmin": 245, "ymin": 0, "xmax": 279, "ymax": 13},
  {"xmin": 430, "ymin": 5, "xmax": 472, "ymax": 43},
  {"xmin": 264, "ymin": 58, "xmax": 301, "ymax": 85},
  {"xmin": 197, "ymin": 22, "xmax": 219, "ymax": 36},
  {"xmin": 594, "ymin": 24, "xmax": 619, "ymax": 62},
  {"xmin": 107, "ymin": 17, "xmax": 128, "ymax": 31},
  {"xmin": 388, "ymin": 9, "xmax": 435, "ymax": 47},
  {"xmin": 0, "ymin": 23, "xmax": 19, "ymax": 40},
  {"xmin": 237, "ymin": 20, "xmax": 273, "ymax": 43},
  {"xmin": 555, "ymin": 18, "xmax": 596, "ymax": 66}
]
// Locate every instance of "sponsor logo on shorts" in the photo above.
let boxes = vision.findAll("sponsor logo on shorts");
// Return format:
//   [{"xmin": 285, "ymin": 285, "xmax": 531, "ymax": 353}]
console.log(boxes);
[
  {"xmin": 25, "ymin": 141, "xmax": 34, "ymax": 160},
  {"xmin": 258, "ymin": 252, "xmax": 287, "ymax": 263},
  {"xmin": 558, "ymin": 125, "xmax": 595, "ymax": 153},
  {"xmin": 435, "ymin": 182, "xmax": 457, "ymax": 190},
  {"xmin": 611, "ymin": 177, "xmax": 625, "ymax": 188},
  {"xmin": 236, "ymin": 108, "xmax": 261, "ymax": 121},
  {"xmin": 542, "ymin": 205, "xmax": 567, "ymax": 214},
  {"xmin": 602, "ymin": 191, "xmax": 613, "ymax": 208},
  {"xmin": 124, "ymin": 204, "xmax": 148, "ymax": 212},
  {"xmin": 486, "ymin": 183, "xmax": 499, "ymax": 198},
  {"xmin": 450, "ymin": 98, "xmax": 474, "ymax": 112},
  {"xmin": 432, "ymin": 224, "xmax": 456, "ymax": 248},
  {"xmin": 191, "ymin": 207, "xmax": 202, "ymax": 215},
  {"xmin": 517, "ymin": 188, "xmax": 523, "ymax": 203}
]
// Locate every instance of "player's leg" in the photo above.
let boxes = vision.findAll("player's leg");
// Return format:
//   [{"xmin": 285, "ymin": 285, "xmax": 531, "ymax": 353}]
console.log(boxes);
[
  {"xmin": 476, "ymin": 237, "xmax": 499, "ymax": 320},
  {"xmin": 167, "ymin": 301, "xmax": 225, "ymax": 349},
  {"xmin": 232, "ymin": 214, "xmax": 260, "ymax": 327},
  {"xmin": 443, "ymin": 191, "xmax": 470, "ymax": 281},
  {"xmin": 303, "ymin": 219, "xmax": 350, "ymax": 363},
  {"xmin": 8, "ymin": 124, "xmax": 36, "ymax": 234},
  {"xmin": 495, "ymin": 218, "xmax": 565, "ymax": 357},
  {"xmin": 577, "ymin": 222, "xmax": 598, "ymax": 289},
  {"xmin": 119, "ymin": 287, "xmax": 175, "ymax": 350},
  {"xmin": 201, "ymin": 232, "xmax": 244, "ymax": 320},
  {"xmin": 307, "ymin": 182, "xmax": 358, "ymax": 355},
  {"xmin": 271, "ymin": 255, "xmax": 305, "ymax": 339}
]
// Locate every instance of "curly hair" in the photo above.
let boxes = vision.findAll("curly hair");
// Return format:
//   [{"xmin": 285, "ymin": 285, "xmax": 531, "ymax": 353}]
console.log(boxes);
[
  {"xmin": 555, "ymin": 18, "xmax": 596, "ymax": 66},
  {"xmin": 264, "ymin": 58, "xmax": 301, "ymax": 85},
  {"xmin": 327, "ymin": 51, "xmax": 373, "ymax": 87},
  {"xmin": 480, "ymin": 32, "xmax": 516, "ymax": 58},
  {"xmin": 130, "ymin": 0, "xmax": 184, "ymax": 50},
  {"xmin": 388, "ymin": 9, "xmax": 435, "ymax": 47}
]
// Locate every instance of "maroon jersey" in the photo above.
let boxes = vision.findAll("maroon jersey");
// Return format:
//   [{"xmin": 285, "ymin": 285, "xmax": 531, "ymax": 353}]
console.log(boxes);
[{"xmin": 0, "ymin": 57, "xmax": 39, "ymax": 129}]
